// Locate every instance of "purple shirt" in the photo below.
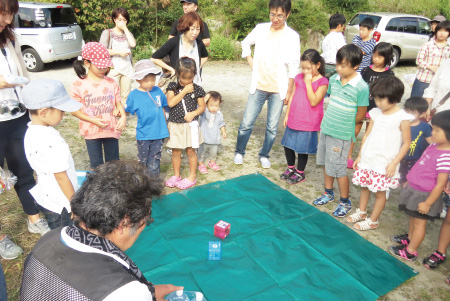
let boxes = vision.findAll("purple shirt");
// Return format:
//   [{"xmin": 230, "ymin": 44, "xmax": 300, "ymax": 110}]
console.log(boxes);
[
  {"xmin": 287, "ymin": 74, "xmax": 328, "ymax": 132},
  {"xmin": 407, "ymin": 143, "xmax": 450, "ymax": 192}
]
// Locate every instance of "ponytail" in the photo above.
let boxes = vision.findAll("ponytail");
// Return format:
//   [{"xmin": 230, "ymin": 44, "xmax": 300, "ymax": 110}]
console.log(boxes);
[{"xmin": 73, "ymin": 59, "xmax": 87, "ymax": 79}]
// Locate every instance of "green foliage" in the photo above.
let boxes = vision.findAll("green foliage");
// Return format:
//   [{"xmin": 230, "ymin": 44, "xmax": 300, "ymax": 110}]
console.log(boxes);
[
  {"xmin": 208, "ymin": 35, "xmax": 241, "ymax": 60},
  {"xmin": 224, "ymin": 0, "xmax": 269, "ymax": 39},
  {"xmin": 322, "ymin": 0, "xmax": 370, "ymax": 19},
  {"xmin": 289, "ymin": 0, "xmax": 328, "ymax": 43},
  {"xmin": 133, "ymin": 45, "xmax": 154, "ymax": 62}
]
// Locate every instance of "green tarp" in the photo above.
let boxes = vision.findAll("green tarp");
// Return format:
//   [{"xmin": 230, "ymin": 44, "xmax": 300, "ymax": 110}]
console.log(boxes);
[{"xmin": 127, "ymin": 173, "xmax": 417, "ymax": 300}]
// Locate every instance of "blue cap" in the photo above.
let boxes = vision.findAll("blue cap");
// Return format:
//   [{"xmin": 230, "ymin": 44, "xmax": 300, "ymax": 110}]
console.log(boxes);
[{"xmin": 22, "ymin": 79, "xmax": 82, "ymax": 112}]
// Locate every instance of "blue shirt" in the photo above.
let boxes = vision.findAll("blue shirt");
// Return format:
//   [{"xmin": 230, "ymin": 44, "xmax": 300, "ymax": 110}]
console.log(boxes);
[
  {"xmin": 405, "ymin": 121, "xmax": 432, "ymax": 160},
  {"xmin": 352, "ymin": 36, "xmax": 376, "ymax": 72},
  {"xmin": 199, "ymin": 109, "xmax": 225, "ymax": 145},
  {"xmin": 125, "ymin": 87, "xmax": 169, "ymax": 140}
]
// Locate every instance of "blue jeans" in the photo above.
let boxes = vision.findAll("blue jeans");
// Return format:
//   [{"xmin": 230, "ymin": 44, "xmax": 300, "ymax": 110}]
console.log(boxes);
[
  {"xmin": 35, "ymin": 203, "xmax": 73, "ymax": 230},
  {"xmin": 410, "ymin": 78, "xmax": 430, "ymax": 98},
  {"xmin": 137, "ymin": 139, "xmax": 164, "ymax": 177},
  {"xmin": 0, "ymin": 261, "xmax": 6, "ymax": 301},
  {"xmin": 235, "ymin": 90, "xmax": 284, "ymax": 158},
  {"xmin": 85, "ymin": 138, "xmax": 119, "ymax": 169}
]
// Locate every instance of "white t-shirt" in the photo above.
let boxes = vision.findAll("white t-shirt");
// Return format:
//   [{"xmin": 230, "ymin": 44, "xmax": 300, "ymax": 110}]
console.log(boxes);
[
  {"xmin": 24, "ymin": 123, "xmax": 77, "ymax": 213},
  {"xmin": 321, "ymin": 31, "xmax": 347, "ymax": 65}
]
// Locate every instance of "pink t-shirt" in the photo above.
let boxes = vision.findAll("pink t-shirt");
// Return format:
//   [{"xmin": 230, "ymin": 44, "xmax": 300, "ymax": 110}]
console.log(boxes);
[
  {"xmin": 70, "ymin": 77, "xmax": 122, "ymax": 140},
  {"xmin": 287, "ymin": 74, "xmax": 328, "ymax": 131},
  {"xmin": 407, "ymin": 143, "xmax": 450, "ymax": 192}
]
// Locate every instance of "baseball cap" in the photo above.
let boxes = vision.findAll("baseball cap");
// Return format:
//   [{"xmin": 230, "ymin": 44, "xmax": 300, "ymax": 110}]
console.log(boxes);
[
  {"xmin": 22, "ymin": 79, "xmax": 82, "ymax": 112},
  {"xmin": 132, "ymin": 59, "xmax": 161, "ymax": 80},
  {"xmin": 82, "ymin": 42, "xmax": 113, "ymax": 69},
  {"xmin": 180, "ymin": 0, "xmax": 198, "ymax": 5},
  {"xmin": 432, "ymin": 15, "xmax": 446, "ymax": 22}
]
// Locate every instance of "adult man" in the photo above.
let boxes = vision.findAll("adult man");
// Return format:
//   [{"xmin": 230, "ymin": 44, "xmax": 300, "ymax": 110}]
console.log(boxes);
[
  {"xmin": 234, "ymin": 0, "xmax": 300, "ymax": 168},
  {"xmin": 168, "ymin": 0, "xmax": 211, "ymax": 47},
  {"xmin": 20, "ymin": 161, "xmax": 182, "ymax": 300}
]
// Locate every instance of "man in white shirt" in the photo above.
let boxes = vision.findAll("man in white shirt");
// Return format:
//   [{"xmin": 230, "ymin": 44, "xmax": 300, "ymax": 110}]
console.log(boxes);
[{"xmin": 321, "ymin": 13, "xmax": 347, "ymax": 78}]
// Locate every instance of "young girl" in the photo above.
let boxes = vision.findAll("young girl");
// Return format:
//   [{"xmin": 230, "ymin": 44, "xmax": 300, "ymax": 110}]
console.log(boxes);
[
  {"xmin": 389, "ymin": 111, "xmax": 450, "ymax": 261},
  {"xmin": 165, "ymin": 57, "xmax": 205, "ymax": 189},
  {"xmin": 280, "ymin": 49, "xmax": 328, "ymax": 184},
  {"xmin": 348, "ymin": 76, "xmax": 413, "ymax": 230},
  {"xmin": 70, "ymin": 42, "xmax": 127, "ymax": 169},
  {"xmin": 198, "ymin": 91, "xmax": 227, "ymax": 174},
  {"xmin": 348, "ymin": 42, "xmax": 395, "ymax": 168}
]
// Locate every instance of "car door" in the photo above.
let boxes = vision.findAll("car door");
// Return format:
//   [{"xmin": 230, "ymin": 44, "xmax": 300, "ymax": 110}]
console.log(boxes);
[{"xmin": 396, "ymin": 17, "xmax": 426, "ymax": 59}]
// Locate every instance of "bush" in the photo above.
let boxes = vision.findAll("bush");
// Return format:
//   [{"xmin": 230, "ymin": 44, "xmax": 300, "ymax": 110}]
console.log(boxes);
[
  {"xmin": 133, "ymin": 45, "xmax": 154, "ymax": 62},
  {"xmin": 208, "ymin": 35, "xmax": 241, "ymax": 60}
]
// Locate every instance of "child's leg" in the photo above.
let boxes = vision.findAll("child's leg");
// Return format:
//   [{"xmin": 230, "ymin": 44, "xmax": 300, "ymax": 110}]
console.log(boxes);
[
  {"xmin": 85, "ymin": 139, "xmax": 104, "ymax": 169},
  {"xmin": 137, "ymin": 140, "xmax": 150, "ymax": 167},
  {"xmin": 337, "ymin": 176, "xmax": 349, "ymax": 198},
  {"xmin": 297, "ymin": 154, "xmax": 308, "ymax": 172},
  {"xmin": 284, "ymin": 147, "xmax": 296, "ymax": 167},
  {"xmin": 185, "ymin": 147, "xmax": 197, "ymax": 182},
  {"xmin": 437, "ymin": 210, "xmax": 450, "ymax": 254},
  {"xmin": 197, "ymin": 143, "xmax": 206, "ymax": 166},
  {"xmin": 369, "ymin": 190, "xmax": 387, "ymax": 222},
  {"xmin": 408, "ymin": 217, "xmax": 428, "ymax": 253},
  {"xmin": 147, "ymin": 139, "xmax": 164, "ymax": 177},
  {"xmin": 171, "ymin": 149, "xmax": 182, "ymax": 178},
  {"xmin": 208, "ymin": 144, "xmax": 218, "ymax": 164},
  {"xmin": 103, "ymin": 138, "xmax": 120, "ymax": 163},
  {"xmin": 347, "ymin": 122, "xmax": 364, "ymax": 160},
  {"xmin": 358, "ymin": 187, "xmax": 371, "ymax": 213}
]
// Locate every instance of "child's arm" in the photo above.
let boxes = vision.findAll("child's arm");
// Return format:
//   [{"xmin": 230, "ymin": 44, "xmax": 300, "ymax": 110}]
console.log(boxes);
[
  {"xmin": 353, "ymin": 118, "xmax": 374, "ymax": 169},
  {"xmin": 54, "ymin": 171, "xmax": 75, "ymax": 202},
  {"xmin": 418, "ymin": 173, "xmax": 449, "ymax": 214},
  {"xmin": 283, "ymin": 85, "xmax": 296, "ymax": 128},
  {"xmin": 115, "ymin": 102, "xmax": 127, "ymax": 131},
  {"xmin": 219, "ymin": 113, "xmax": 227, "ymax": 138},
  {"xmin": 220, "ymin": 126, "xmax": 227, "ymax": 139},
  {"xmin": 71, "ymin": 110, "xmax": 108, "ymax": 128},
  {"xmin": 355, "ymin": 106, "xmax": 367, "ymax": 124},
  {"xmin": 184, "ymin": 96, "xmax": 206, "ymax": 122},
  {"xmin": 167, "ymin": 84, "xmax": 194, "ymax": 108},
  {"xmin": 304, "ymin": 75, "xmax": 328, "ymax": 107},
  {"xmin": 386, "ymin": 120, "xmax": 411, "ymax": 178}
]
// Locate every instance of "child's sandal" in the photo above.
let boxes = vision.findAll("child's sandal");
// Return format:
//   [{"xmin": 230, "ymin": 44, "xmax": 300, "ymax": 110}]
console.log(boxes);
[
  {"xmin": 175, "ymin": 178, "xmax": 197, "ymax": 190},
  {"xmin": 346, "ymin": 208, "xmax": 367, "ymax": 223},
  {"xmin": 353, "ymin": 218, "xmax": 379, "ymax": 231}
]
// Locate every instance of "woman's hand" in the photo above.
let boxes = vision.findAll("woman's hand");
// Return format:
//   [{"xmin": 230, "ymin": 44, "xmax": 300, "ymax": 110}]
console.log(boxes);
[
  {"xmin": 418, "ymin": 202, "xmax": 431, "ymax": 215},
  {"xmin": 385, "ymin": 162, "xmax": 397, "ymax": 178},
  {"xmin": 0, "ymin": 75, "xmax": 17, "ymax": 89},
  {"xmin": 119, "ymin": 50, "xmax": 130, "ymax": 58},
  {"xmin": 93, "ymin": 118, "xmax": 109, "ymax": 129},
  {"xmin": 116, "ymin": 21, "xmax": 128, "ymax": 32},
  {"xmin": 116, "ymin": 116, "xmax": 127, "ymax": 131},
  {"xmin": 184, "ymin": 112, "xmax": 196, "ymax": 123}
]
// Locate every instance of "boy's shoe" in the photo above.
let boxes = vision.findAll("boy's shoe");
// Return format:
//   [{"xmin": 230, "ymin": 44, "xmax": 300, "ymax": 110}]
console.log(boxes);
[
  {"xmin": 389, "ymin": 245, "xmax": 417, "ymax": 261},
  {"xmin": 234, "ymin": 154, "xmax": 243, "ymax": 165},
  {"xmin": 423, "ymin": 251, "xmax": 446, "ymax": 270},
  {"xmin": 280, "ymin": 168, "xmax": 294, "ymax": 180},
  {"xmin": 0, "ymin": 236, "xmax": 23, "ymax": 260},
  {"xmin": 259, "ymin": 157, "xmax": 271, "ymax": 169},
  {"xmin": 391, "ymin": 233, "xmax": 410, "ymax": 246},
  {"xmin": 286, "ymin": 171, "xmax": 305, "ymax": 185},
  {"xmin": 198, "ymin": 164, "xmax": 208, "ymax": 174},
  {"xmin": 28, "ymin": 218, "xmax": 51, "ymax": 236},
  {"xmin": 313, "ymin": 193, "xmax": 334, "ymax": 206},
  {"xmin": 333, "ymin": 201, "xmax": 352, "ymax": 218},
  {"xmin": 208, "ymin": 161, "xmax": 221, "ymax": 171}
]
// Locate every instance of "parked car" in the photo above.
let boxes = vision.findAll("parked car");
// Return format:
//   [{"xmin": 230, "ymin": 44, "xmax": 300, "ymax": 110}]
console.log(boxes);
[
  {"xmin": 344, "ymin": 12, "xmax": 431, "ymax": 68},
  {"xmin": 14, "ymin": 2, "xmax": 83, "ymax": 72}
]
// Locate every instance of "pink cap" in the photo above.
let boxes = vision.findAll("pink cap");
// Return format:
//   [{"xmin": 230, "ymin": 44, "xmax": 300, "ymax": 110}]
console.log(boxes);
[{"xmin": 82, "ymin": 42, "xmax": 113, "ymax": 69}]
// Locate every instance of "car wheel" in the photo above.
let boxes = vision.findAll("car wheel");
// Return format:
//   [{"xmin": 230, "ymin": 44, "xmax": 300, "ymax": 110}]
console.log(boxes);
[
  {"xmin": 391, "ymin": 48, "xmax": 400, "ymax": 69},
  {"xmin": 22, "ymin": 48, "xmax": 44, "ymax": 72}
]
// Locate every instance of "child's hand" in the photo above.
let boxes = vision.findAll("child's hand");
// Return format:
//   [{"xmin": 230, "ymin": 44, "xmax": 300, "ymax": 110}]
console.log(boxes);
[
  {"xmin": 353, "ymin": 157, "xmax": 361, "ymax": 170},
  {"xmin": 93, "ymin": 119, "xmax": 109, "ymax": 129},
  {"xmin": 184, "ymin": 112, "xmax": 196, "ymax": 122},
  {"xmin": 222, "ymin": 132, "xmax": 227, "ymax": 139},
  {"xmin": 183, "ymin": 83, "xmax": 194, "ymax": 94},
  {"xmin": 283, "ymin": 115, "xmax": 288, "ymax": 128},
  {"xmin": 418, "ymin": 202, "xmax": 431, "ymax": 215},
  {"xmin": 385, "ymin": 162, "xmax": 397, "ymax": 178},
  {"xmin": 445, "ymin": 181, "xmax": 450, "ymax": 194},
  {"xmin": 113, "ymin": 107, "xmax": 121, "ymax": 117},
  {"xmin": 304, "ymin": 73, "xmax": 313, "ymax": 83},
  {"xmin": 116, "ymin": 116, "xmax": 127, "ymax": 131}
]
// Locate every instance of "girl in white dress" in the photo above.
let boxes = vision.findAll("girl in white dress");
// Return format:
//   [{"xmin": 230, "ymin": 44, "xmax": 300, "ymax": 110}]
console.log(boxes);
[{"xmin": 348, "ymin": 76, "xmax": 414, "ymax": 230}]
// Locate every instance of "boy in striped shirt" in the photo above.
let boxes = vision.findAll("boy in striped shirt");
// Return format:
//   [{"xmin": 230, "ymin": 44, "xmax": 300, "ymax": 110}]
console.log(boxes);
[
  {"xmin": 313, "ymin": 44, "xmax": 369, "ymax": 217},
  {"xmin": 352, "ymin": 18, "xmax": 376, "ymax": 73}
]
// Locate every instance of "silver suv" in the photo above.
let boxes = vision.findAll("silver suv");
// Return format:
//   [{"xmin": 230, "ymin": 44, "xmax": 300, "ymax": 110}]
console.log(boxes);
[
  {"xmin": 344, "ymin": 12, "xmax": 431, "ymax": 68},
  {"xmin": 14, "ymin": 2, "xmax": 83, "ymax": 72}
]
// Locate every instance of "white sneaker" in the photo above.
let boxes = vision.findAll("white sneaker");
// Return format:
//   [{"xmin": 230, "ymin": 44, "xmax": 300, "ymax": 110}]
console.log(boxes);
[
  {"xmin": 28, "ymin": 218, "xmax": 51, "ymax": 236},
  {"xmin": 234, "ymin": 153, "xmax": 243, "ymax": 165},
  {"xmin": 0, "ymin": 236, "xmax": 23, "ymax": 260},
  {"xmin": 260, "ymin": 157, "xmax": 271, "ymax": 169}
]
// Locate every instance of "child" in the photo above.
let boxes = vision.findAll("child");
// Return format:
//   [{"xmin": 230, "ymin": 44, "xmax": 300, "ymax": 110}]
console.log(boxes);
[
  {"xmin": 22, "ymin": 79, "xmax": 82, "ymax": 229},
  {"xmin": 158, "ymin": 55, "xmax": 175, "ymax": 94},
  {"xmin": 321, "ymin": 13, "xmax": 347, "ymax": 79},
  {"xmin": 348, "ymin": 76, "xmax": 413, "ymax": 230},
  {"xmin": 125, "ymin": 60, "xmax": 169, "ymax": 177},
  {"xmin": 399, "ymin": 97, "xmax": 432, "ymax": 184},
  {"xmin": 352, "ymin": 18, "xmax": 376, "ymax": 73},
  {"xmin": 70, "ymin": 42, "xmax": 127, "ymax": 169},
  {"xmin": 411, "ymin": 21, "xmax": 450, "ymax": 97},
  {"xmin": 165, "ymin": 57, "xmax": 205, "ymax": 189},
  {"xmin": 198, "ymin": 91, "xmax": 226, "ymax": 174},
  {"xmin": 389, "ymin": 110, "xmax": 450, "ymax": 261},
  {"xmin": 313, "ymin": 44, "xmax": 369, "ymax": 218},
  {"xmin": 281, "ymin": 49, "xmax": 329, "ymax": 184},
  {"xmin": 348, "ymin": 42, "xmax": 395, "ymax": 168}
]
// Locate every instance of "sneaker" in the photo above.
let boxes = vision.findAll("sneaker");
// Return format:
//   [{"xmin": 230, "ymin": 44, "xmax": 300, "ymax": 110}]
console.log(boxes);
[
  {"xmin": 198, "ymin": 164, "xmax": 208, "ymax": 174},
  {"xmin": 423, "ymin": 251, "xmax": 446, "ymax": 269},
  {"xmin": 280, "ymin": 168, "xmax": 294, "ymax": 180},
  {"xmin": 28, "ymin": 218, "xmax": 51, "ymax": 236},
  {"xmin": 259, "ymin": 157, "xmax": 271, "ymax": 169},
  {"xmin": 333, "ymin": 201, "xmax": 352, "ymax": 218},
  {"xmin": 0, "ymin": 236, "xmax": 23, "ymax": 260},
  {"xmin": 234, "ymin": 153, "xmax": 243, "ymax": 165},
  {"xmin": 208, "ymin": 161, "xmax": 221, "ymax": 171},
  {"xmin": 389, "ymin": 244, "xmax": 417, "ymax": 261},
  {"xmin": 313, "ymin": 193, "xmax": 335, "ymax": 206},
  {"xmin": 286, "ymin": 171, "xmax": 305, "ymax": 185},
  {"xmin": 391, "ymin": 233, "xmax": 410, "ymax": 246}
]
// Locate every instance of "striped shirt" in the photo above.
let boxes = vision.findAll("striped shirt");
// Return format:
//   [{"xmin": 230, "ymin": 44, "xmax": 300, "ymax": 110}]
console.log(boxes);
[
  {"xmin": 321, "ymin": 74, "xmax": 369, "ymax": 141},
  {"xmin": 407, "ymin": 143, "xmax": 450, "ymax": 193},
  {"xmin": 415, "ymin": 38, "xmax": 450, "ymax": 83},
  {"xmin": 352, "ymin": 36, "xmax": 376, "ymax": 72}
]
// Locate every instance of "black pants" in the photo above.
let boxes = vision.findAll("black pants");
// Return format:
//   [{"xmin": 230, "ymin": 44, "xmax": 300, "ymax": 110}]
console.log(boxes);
[
  {"xmin": 85, "ymin": 138, "xmax": 119, "ymax": 169},
  {"xmin": 284, "ymin": 147, "xmax": 308, "ymax": 172},
  {"xmin": 0, "ymin": 114, "xmax": 39, "ymax": 215}
]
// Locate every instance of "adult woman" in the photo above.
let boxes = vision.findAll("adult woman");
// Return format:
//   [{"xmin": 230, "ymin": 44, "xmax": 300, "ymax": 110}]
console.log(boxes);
[
  {"xmin": 0, "ymin": 0, "xmax": 49, "ymax": 260},
  {"xmin": 99, "ymin": 7, "xmax": 136, "ymax": 102},
  {"xmin": 152, "ymin": 11, "xmax": 208, "ymax": 86},
  {"xmin": 423, "ymin": 57, "xmax": 450, "ymax": 117}
]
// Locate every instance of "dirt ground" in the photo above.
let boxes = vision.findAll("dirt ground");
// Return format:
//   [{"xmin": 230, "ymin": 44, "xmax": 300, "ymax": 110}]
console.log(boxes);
[{"xmin": 1, "ymin": 60, "xmax": 449, "ymax": 300}]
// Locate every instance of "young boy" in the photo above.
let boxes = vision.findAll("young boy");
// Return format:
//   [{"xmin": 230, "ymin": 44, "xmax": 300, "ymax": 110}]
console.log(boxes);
[
  {"xmin": 126, "ymin": 59, "xmax": 169, "ymax": 177},
  {"xmin": 313, "ymin": 44, "xmax": 369, "ymax": 217},
  {"xmin": 399, "ymin": 97, "xmax": 432, "ymax": 184},
  {"xmin": 352, "ymin": 18, "xmax": 376, "ymax": 72},
  {"xmin": 22, "ymin": 79, "xmax": 81, "ymax": 229},
  {"xmin": 321, "ymin": 13, "xmax": 347, "ymax": 78}
]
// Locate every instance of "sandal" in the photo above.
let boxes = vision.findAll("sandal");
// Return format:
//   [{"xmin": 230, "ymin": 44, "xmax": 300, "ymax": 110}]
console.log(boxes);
[
  {"xmin": 175, "ymin": 178, "xmax": 197, "ymax": 190},
  {"xmin": 353, "ymin": 218, "xmax": 379, "ymax": 231},
  {"xmin": 198, "ymin": 164, "xmax": 208, "ymax": 174},
  {"xmin": 165, "ymin": 176, "xmax": 181, "ymax": 188},
  {"xmin": 346, "ymin": 208, "xmax": 367, "ymax": 223},
  {"xmin": 208, "ymin": 161, "xmax": 221, "ymax": 171}
]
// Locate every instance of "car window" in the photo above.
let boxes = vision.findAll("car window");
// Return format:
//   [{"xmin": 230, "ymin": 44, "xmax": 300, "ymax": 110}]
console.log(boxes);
[
  {"xmin": 418, "ymin": 18, "xmax": 431, "ymax": 35},
  {"xmin": 349, "ymin": 14, "xmax": 382, "ymax": 27},
  {"xmin": 400, "ymin": 18, "xmax": 418, "ymax": 34},
  {"xmin": 386, "ymin": 18, "xmax": 402, "ymax": 32},
  {"xmin": 16, "ymin": 7, "xmax": 77, "ymax": 28}
]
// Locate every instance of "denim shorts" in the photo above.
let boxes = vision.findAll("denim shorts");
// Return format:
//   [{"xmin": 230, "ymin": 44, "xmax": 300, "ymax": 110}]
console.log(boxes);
[{"xmin": 316, "ymin": 133, "xmax": 351, "ymax": 178}]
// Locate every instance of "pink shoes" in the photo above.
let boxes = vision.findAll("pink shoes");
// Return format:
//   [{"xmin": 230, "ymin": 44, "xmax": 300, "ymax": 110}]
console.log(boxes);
[
  {"xmin": 208, "ymin": 161, "xmax": 221, "ymax": 171},
  {"xmin": 198, "ymin": 164, "xmax": 208, "ymax": 174},
  {"xmin": 175, "ymin": 178, "xmax": 197, "ymax": 190},
  {"xmin": 165, "ymin": 176, "xmax": 181, "ymax": 188}
]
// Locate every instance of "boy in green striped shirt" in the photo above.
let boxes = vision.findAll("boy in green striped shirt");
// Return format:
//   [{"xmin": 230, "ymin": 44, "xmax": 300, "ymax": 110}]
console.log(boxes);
[{"xmin": 313, "ymin": 44, "xmax": 369, "ymax": 217}]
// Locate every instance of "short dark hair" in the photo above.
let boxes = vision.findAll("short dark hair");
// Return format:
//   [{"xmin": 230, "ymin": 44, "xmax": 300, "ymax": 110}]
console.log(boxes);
[
  {"xmin": 175, "ymin": 57, "xmax": 197, "ymax": 78},
  {"xmin": 370, "ymin": 76, "xmax": 404, "ymax": 104},
  {"xmin": 404, "ymin": 97, "xmax": 429, "ymax": 114},
  {"xmin": 336, "ymin": 44, "xmax": 363, "ymax": 68},
  {"xmin": 206, "ymin": 91, "xmax": 222, "ymax": 103},
  {"xmin": 329, "ymin": 13, "xmax": 346, "ymax": 29},
  {"xmin": 177, "ymin": 11, "xmax": 204, "ymax": 34},
  {"xmin": 372, "ymin": 42, "xmax": 393, "ymax": 67},
  {"xmin": 269, "ymin": 0, "xmax": 291, "ymax": 14},
  {"xmin": 0, "ymin": 0, "xmax": 19, "ymax": 47},
  {"xmin": 301, "ymin": 49, "xmax": 325, "ymax": 76},
  {"xmin": 71, "ymin": 160, "xmax": 163, "ymax": 237},
  {"xmin": 431, "ymin": 110, "xmax": 450, "ymax": 141},
  {"xmin": 435, "ymin": 21, "xmax": 450, "ymax": 35},
  {"xmin": 111, "ymin": 7, "xmax": 130, "ymax": 24},
  {"xmin": 360, "ymin": 18, "xmax": 375, "ymax": 30}
]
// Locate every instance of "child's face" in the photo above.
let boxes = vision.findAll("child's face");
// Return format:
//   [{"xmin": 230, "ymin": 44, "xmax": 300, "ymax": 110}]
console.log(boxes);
[
  {"xmin": 336, "ymin": 58, "xmax": 358, "ymax": 78},
  {"xmin": 374, "ymin": 96, "xmax": 396, "ymax": 112},
  {"xmin": 431, "ymin": 125, "xmax": 449, "ymax": 145},
  {"xmin": 336, "ymin": 24, "xmax": 345, "ymax": 32},
  {"xmin": 34, "ymin": 108, "xmax": 64, "ymax": 126},
  {"xmin": 359, "ymin": 26, "xmax": 373, "ymax": 40},
  {"xmin": 85, "ymin": 61, "xmax": 109, "ymax": 79},
  {"xmin": 301, "ymin": 60, "xmax": 320, "ymax": 77},
  {"xmin": 207, "ymin": 98, "xmax": 220, "ymax": 114},
  {"xmin": 138, "ymin": 74, "xmax": 156, "ymax": 91},
  {"xmin": 436, "ymin": 28, "xmax": 450, "ymax": 41},
  {"xmin": 372, "ymin": 51, "xmax": 386, "ymax": 68},
  {"xmin": 179, "ymin": 71, "xmax": 195, "ymax": 86}
]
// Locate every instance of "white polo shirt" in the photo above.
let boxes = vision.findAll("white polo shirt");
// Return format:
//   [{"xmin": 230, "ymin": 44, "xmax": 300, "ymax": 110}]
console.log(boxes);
[
  {"xmin": 321, "ymin": 31, "xmax": 347, "ymax": 65},
  {"xmin": 24, "ymin": 123, "xmax": 77, "ymax": 214}
]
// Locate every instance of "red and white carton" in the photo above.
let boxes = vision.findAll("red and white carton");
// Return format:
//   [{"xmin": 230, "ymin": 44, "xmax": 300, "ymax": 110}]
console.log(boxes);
[{"xmin": 214, "ymin": 220, "xmax": 231, "ymax": 239}]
